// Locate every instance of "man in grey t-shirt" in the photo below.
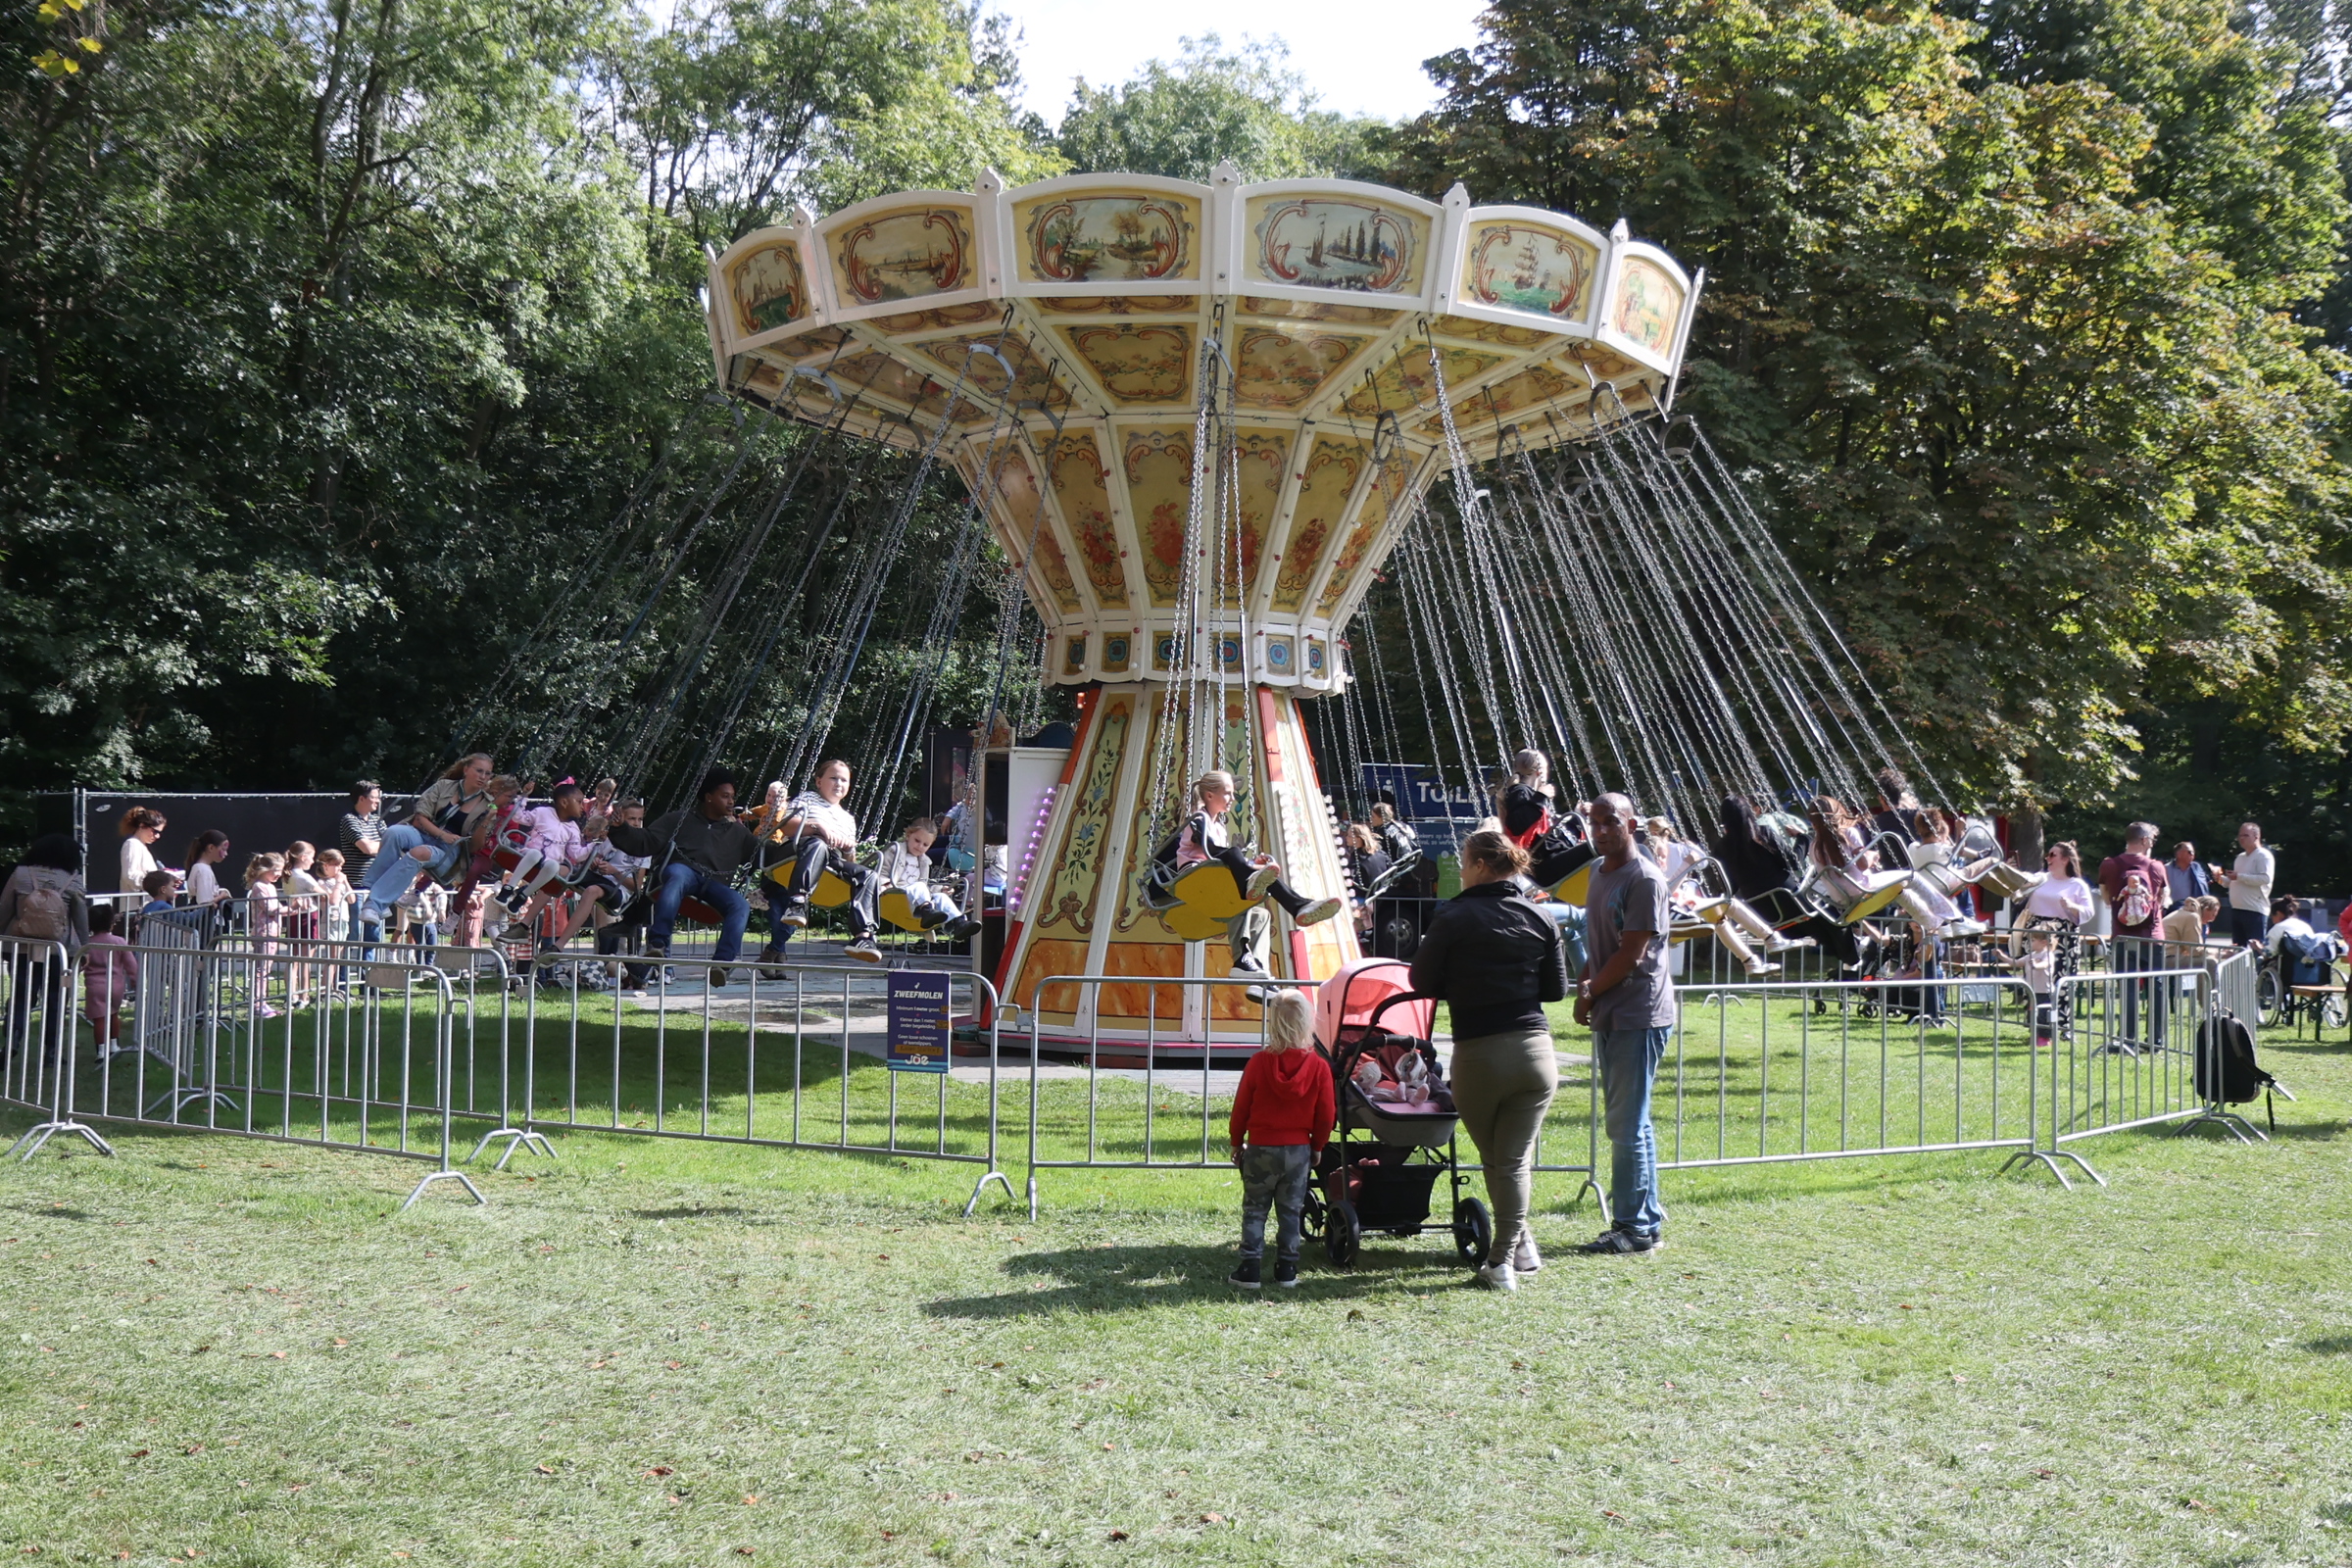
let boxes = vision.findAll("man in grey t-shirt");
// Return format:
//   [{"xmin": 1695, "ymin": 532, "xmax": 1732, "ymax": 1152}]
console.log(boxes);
[{"xmin": 1574, "ymin": 792, "xmax": 1675, "ymax": 1253}]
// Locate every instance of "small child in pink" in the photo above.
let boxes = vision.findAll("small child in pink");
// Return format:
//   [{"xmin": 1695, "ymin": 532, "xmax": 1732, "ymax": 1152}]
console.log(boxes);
[{"xmin": 82, "ymin": 904, "xmax": 136, "ymax": 1051}]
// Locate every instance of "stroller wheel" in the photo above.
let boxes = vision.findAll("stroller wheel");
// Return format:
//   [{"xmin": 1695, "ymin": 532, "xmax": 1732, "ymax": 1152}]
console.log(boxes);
[
  {"xmin": 1300, "ymin": 1188, "xmax": 1326, "ymax": 1241},
  {"xmin": 1325, "ymin": 1199, "xmax": 1360, "ymax": 1268},
  {"xmin": 1453, "ymin": 1197, "xmax": 1493, "ymax": 1267}
]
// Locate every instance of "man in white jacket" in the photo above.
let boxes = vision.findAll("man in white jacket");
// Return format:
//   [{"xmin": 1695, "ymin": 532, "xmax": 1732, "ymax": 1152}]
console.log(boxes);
[{"xmin": 2218, "ymin": 820, "xmax": 2276, "ymax": 947}]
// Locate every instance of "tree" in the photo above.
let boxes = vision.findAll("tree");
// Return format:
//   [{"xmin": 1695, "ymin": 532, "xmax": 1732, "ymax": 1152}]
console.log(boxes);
[
  {"xmin": 1056, "ymin": 34, "xmax": 1383, "ymax": 183},
  {"xmin": 1387, "ymin": 0, "xmax": 2352, "ymax": 810}
]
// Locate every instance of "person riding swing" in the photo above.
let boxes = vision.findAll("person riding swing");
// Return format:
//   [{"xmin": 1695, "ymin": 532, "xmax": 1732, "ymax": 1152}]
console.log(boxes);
[
  {"xmin": 1145, "ymin": 770, "xmax": 1343, "ymax": 1002},
  {"xmin": 760, "ymin": 758, "xmax": 884, "ymax": 965}
]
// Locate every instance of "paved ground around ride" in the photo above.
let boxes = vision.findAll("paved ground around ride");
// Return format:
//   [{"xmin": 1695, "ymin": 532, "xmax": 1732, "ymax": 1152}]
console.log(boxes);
[{"xmin": 3, "ymin": 1017, "xmax": 2348, "ymax": 1567}]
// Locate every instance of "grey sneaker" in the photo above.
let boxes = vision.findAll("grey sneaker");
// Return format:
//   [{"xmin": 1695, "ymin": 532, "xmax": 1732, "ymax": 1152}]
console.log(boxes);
[
  {"xmin": 1293, "ymin": 897, "xmax": 1343, "ymax": 926},
  {"xmin": 1473, "ymin": 1260, "xmax": 1517, "ymax": 1292},
  {"xmin": 1512, "ymin": 1231, "xmax": 1543, "ymax": 1274},
  {"xmin": 1227, "ymin": 1258, "xmax": 1262, "ymax": 1289},
  {"xmin": 778, "ymin": 904, "xmax": 810, "ymax": 930},
  {"xmin": 1575, "ymin": 1227, "xmax": 1662, "ymax": 1255}
]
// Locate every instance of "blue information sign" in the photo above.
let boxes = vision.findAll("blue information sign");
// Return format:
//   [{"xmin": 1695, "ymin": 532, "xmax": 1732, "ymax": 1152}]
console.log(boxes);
[{"xmin": 886, "ymin": 971, "xmax": 952, "ymax": 1074}]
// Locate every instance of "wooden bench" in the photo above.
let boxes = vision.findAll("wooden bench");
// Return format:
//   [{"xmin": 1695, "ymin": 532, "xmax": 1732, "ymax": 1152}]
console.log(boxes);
[{"xmin": 2290, "ymin": 984, "xmax": 2346, "ymax": 1041}]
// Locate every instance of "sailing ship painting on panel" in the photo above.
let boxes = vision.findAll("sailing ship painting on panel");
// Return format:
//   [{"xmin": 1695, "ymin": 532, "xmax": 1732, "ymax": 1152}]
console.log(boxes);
[
  {"xmin": 1460, "ymin": 221, "xmax": 1598, "ymax": 319},
  {"xmin": 833, "ymin": 207, "xmax": 974, "ymax": 305},
  {"xmin": 1250, "ymin": 197, "xmax": 1422, "ymax": 294}
]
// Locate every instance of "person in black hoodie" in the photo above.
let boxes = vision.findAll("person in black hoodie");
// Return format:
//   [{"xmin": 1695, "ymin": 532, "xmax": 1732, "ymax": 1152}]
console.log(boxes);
[
  {"xmin": 1711, "ymin": 795, "xmax": 1865, "ymax": 969},
  {"xmin": 1410, "ymin": 828, "xmax": 1570, "ymax": 1293}
]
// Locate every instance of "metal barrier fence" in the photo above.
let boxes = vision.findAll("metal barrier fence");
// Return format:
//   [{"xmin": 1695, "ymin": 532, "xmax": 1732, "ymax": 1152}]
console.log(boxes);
[
  {"xmin": 485, "ymin": 951, "xmax": 1014, "ymax": 1214},
  {"xmin": 3, "ymin": 925, "xmax": 2264, "ymax": 1221}
]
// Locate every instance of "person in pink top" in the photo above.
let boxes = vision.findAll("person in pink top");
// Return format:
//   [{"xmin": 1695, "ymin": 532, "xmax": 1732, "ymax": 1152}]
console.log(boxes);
[
  {"xmin": 1224, "ymin": 989, "xmax": 1335, "ymax": 1290},
  {"xmin": 81, "ymin": 904, "xmax": 136, "ymax": 1053}
]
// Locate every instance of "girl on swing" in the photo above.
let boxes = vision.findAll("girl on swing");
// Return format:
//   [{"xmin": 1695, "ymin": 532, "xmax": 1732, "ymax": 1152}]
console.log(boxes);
[{"xmin": 1163, "ymin": 770, "xmax": 1343, "ymax": 997}]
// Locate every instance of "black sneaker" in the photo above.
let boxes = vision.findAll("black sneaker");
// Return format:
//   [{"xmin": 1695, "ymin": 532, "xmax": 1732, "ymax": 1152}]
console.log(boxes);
[
  {"xmin": 1574, "ymin": 1226, "xmax": 1662, "ymax": 1255},
  {"xmin": 1272, "ymin": 1259, "xmax": 1298, "ymax": 1288},
  {"xmin": 1227, "ymin": 1258, "xmax": 1262, "ymax": 1289}
]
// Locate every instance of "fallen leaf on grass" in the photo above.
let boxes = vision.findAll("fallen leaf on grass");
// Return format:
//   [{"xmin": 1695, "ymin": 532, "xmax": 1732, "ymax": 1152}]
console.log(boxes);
[
  {"xmin": 643, "ymin": 1466, "xmax": 673, "ymax": 1477},
  {"xmin": 1603, "ymin": 1510, "xmax": 1623, "ymax": 1519},
  {"xmin": 733, "ymin": 1550, "xmax": 754, "ymax": 1557},
  {"xmin": 1108, "ymin": 1530, "xmax": 1130, "ymax": 1542},
  {"xmin": 741, "ymin": 1494, "xmax": 759, "ymax": 1505},
  {"xmin": 663, "ymin": 1361, "xmax": 683, "ymax": 1370},
  {"xmin": 533, "ymin": 1465, "xmax": 557, "ymax": 1476},
  {"xmin": 183, "ymin": 1445, "xmax": 204, "ymax": 1455},
  {"xmin": 1200, "ymin": 1513, "xmax": 1224, "ymax": 1525},
  {"xmin": 268, "ymin": 1351, "xmax": 286, "ymax": 1360},
  {"xmin": 129, "ymin": 1450, "xmax": 149, "ymax": 1459}
]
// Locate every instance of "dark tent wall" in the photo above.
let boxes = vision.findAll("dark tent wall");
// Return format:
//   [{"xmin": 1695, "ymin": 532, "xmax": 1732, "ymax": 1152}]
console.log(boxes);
[{"xmin": 36, "ymin": 791, "xmax": 415, "ymax": 888}]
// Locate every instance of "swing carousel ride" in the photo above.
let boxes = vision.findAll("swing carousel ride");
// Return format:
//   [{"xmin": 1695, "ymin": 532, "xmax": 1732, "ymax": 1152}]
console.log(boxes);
[{"xmin": 678, "ymin": 164, "xmax": 1935, "ymax": 1048}]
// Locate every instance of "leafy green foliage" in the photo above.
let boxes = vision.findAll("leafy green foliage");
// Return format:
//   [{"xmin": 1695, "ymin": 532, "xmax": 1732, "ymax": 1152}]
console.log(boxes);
[
  {"xmin": 1387, "ymin": 0, "xmax": 2352, "ymax": 812},
  {"xmin": 1056, "ymin": 34, "xmax": 1384, "ymax": 182}
]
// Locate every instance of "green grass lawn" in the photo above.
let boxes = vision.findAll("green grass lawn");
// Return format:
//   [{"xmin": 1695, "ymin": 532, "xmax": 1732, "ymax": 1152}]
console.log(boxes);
[{"xmin": 4, "ymin": 1000, "xmax": 2350, "ymax": 1565}]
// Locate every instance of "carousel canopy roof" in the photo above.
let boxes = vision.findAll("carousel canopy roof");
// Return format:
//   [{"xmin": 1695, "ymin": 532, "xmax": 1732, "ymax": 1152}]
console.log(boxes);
[{"xmin": 702, "ymin": 166, "xmax": 1701, "ymax": 692}]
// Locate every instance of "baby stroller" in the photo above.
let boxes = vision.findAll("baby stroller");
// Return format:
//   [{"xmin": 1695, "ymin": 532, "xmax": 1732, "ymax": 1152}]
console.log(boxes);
[{"xmin": 1298, "ymin": 958, "xmax": 1493, "ymax": 1268}]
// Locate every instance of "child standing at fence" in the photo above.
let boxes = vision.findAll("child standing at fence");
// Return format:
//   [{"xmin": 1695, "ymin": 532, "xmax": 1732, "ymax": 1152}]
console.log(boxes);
[
  {"xmin": 244, "ymin": 852, "xmax": 286, "ymax": 1019},
  {"xmin": 82, "ymin": 904, "xmax": 136, "ymax": 1053},
  {"xmin": 139, "ymin": 869, "xmax": 178, "ymax": 919},
  {"xmin": 283, "ymin": 842, "xmax": 323, "ymax": 1007},
  {"xmin": 1225, "ymin": 988, "xmax": 1334, "ymax": 1290},
  {"xmin": 2020, "ymin": 930, "xmax": 2058, "ymax": 1049},
  {"xmin": 316, "ymin": 849, "xmax": 353, "ymax": 944}
]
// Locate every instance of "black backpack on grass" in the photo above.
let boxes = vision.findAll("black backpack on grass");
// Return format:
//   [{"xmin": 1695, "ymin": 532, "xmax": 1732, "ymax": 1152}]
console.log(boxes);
[{"xmin": 2194, "ymin": 1008, "xmax": 2278, "ymax": 1130}]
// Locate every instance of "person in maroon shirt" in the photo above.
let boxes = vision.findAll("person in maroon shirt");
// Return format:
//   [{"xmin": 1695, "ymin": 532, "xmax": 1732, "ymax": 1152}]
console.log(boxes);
[{"xmin": 2098, "ymin": 821, "xmax": 2168, "ymax": 1048}]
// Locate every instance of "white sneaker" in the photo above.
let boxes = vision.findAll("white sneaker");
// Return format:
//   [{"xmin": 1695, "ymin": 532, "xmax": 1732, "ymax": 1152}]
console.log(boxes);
[
  {"xmin": 1473, "ymin": 1260, "xmax": 1517, "ymax": 1293},
  {"xmin": 1743, "ymin": 956, "xmax": 1783, "ymax": 977},
  {"xmin": 1293, "ymin": 897, "xmax": 1343, "ymax": 926},
  {"xmin": 1764, "ymin": 934, "xmax": 1816, "ymax": 954},
  {"xmin": 844, "ymin": 936, "xmax": 882, "ymax": 964},
  {"xmin": 1512, "ymin": 1232, "xmax": 1543, "ymax": 1274},
  {"xmin": 1940, "ymin": 918, "xmax": 1987, "ymax": 938}
]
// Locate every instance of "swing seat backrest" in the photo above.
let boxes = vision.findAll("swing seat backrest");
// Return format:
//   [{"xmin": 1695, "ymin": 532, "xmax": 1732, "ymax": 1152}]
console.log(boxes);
[
  {"xmin": 761, "ymin": 847, "xmax": 853, "ymax": 908},
  {"xmin": 1549, "ymin": 858, "xmax": 1594, "ymax": 907}
]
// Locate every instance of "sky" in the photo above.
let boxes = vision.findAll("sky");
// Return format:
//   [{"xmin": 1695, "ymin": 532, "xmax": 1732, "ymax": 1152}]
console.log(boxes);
[{"xmin": 986, "ymin": 0, "xmax": 1490, "ymax": 124}]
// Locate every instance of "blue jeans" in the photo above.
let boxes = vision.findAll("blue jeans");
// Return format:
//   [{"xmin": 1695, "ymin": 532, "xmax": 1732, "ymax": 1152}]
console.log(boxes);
[
  {"xmin": 1593, "ymin": 1024, "xmax": 1671, "ymax": 1238},
  {"xmin": 359, "ymin": 825, "xmax": 459, "ymax": 913},
  {"xmin": 1544, "ymin": 901, "xmax": 1590, "ymax": 975},
  {"xmin": 1238, "ymin": 1143, "xmax": 1311, "ymax": 1263},
  {"xmin": 650, "ymin": 862, "xmax": 750, "ymax": 963}
]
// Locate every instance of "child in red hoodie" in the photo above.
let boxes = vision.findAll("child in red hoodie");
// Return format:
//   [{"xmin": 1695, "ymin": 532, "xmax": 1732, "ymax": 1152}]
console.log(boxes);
[{"xmin": 1227, "ymin": 988, "xmax": 1335, "ymax": 1289}]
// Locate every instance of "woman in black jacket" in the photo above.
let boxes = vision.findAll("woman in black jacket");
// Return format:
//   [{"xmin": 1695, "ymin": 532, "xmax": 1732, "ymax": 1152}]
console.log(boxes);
[
  {"xmin": 1710, "ymin": 795, "xmax": 1862, "ymax": 967},
  {"xmin": 1410, "ymin": 828, "xmax": 1569, "ymax": 1292}
]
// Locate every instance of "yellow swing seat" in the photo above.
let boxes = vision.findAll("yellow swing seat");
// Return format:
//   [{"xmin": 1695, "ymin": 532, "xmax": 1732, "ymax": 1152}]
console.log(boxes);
[
  {"xmin": 764, "ymin": 848, "xmax": 853, "ymax": 908},
  {"xmin": 1156, "ymin": 901, "xmax": 1234, "ymax": 942},
  {"xmin": 1549, "ymin": 859, "xmax": 1594, "ymax": 906},
  {"xmin": 877, "ymin": 887, "xmax": 928, "ymax": 935},
  {"xmin": 1669, "ymin": 896, "xmax": 1730, "ymax": 945}
]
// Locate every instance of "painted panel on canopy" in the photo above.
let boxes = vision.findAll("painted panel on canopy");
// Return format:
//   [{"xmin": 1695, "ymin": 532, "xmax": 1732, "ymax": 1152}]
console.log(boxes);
[
  {"xmin": 1457, "ymin": 220, "xmax": 1601, "ymax": 320},
  {"xmin": 1015, "ymin": 191, "xmax": 1200, "ymax": 284},
  {"xmin": 726, "ymin": 238, "xmax": 811, "ymax": 336},
  {"xmin": 748, "ymin": 323, "xmax": 853, "ymax": 362},
  {"xmin": 1238, "ymin": 295, "xmax": 1401, "ymax": 326},
  {"xmin": 1315, "ymin": 459, "xmax": 1411, "ymax": 616},
  {"xmin": 1030, "ymin": 694, "xmax": 1132, "ymax": 940},
  {"xmin": 1232, "ymin": 327, "xmax": 1376, "ymax": 412},
  {"xmin": 1340, "ymin": 345, "xmax": 1510, "ymax": 419},
  {"xmin": 1271, "ymin": 436, "xmax": 1368, "ymax": 611},
  {"xmin": 913, "ymin": 331, "xmax": 1060, "ymax": 407},
  {"xmin": 1059, "ymin": 324, "xmax": 1192, "ymax": 405},
  {"xmin": 865, "ymin": 300, "xmax": 1002, "ymax": 334},
  {"xmin": 1565, "ymin": 345, "xmax": 1641, "ymax": 381},
  {"xmin": 1119, "ymin": 426, "xmax": 1196, "ymax": 607},
  {"xmin": 1246, "ymin": 195, "xmax": 1428, "ymax": 295},
  {"xmin": 1429, "ymin": 313, "xmax": 1555, "ymax": 348},
  {"xmin": 1609, "ymin": 256, "xmax": 1685, "ymax": 354},
  {"xmin": 988, "ymin": 448, "xmax": 1082, "ymax": 613},
  {"xmin": 1227, "ymin": 429, "xmax": 1291, "ymax": 606},
  {"xmin": 825, "ymin": 349, "xmax": 964, "ymax": 423},
  {"xmin": 1414, "ymin": 357, "xmax": 1580, "ymax": 436},
  {"xmin": 830, "ymin": 205, "xmax": 977, "ymax": 306},
  {"xmin": 1030, "ymin": 294, "xmax": 1197, "ymax": 315},
  {"xmin": 1045, "ymin": 434, "xmax": 1129, "ymax": 609}
]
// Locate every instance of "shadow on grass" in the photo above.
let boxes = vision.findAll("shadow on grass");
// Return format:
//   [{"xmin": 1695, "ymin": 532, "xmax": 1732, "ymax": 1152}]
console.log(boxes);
[
  {"xmin": 921, "ymin": 1242, "xmax": 1472, "ymax": 1317},
  {"xmin": 2303, "ymin": 1336, "xmax": 2352, "ymax": 1355},
  {"xmin": 628, "ymin": 1203, "xmax": 757, "ymax": 1220}
]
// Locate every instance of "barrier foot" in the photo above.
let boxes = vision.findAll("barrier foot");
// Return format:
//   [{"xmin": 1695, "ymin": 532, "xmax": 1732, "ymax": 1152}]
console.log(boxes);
[
  {"xmin": 2050, "ymin": 1149, "xmax": 2107, "ymax": 1188},
  {"xmin": 146, "ymin": 1088, "xmax": 238, "ymax": 1120},
  {"xmin": 961, "ymin": 1168, "xmax": 1015, "ymax": 1217},
  {"xmin": 1571, "ymin": 1174, "xmax": 1612, "ymax": 1225},
  {"xmin": 2171, "ymin": 1107, "xmax": 2267, "ymax": 1144},
  {"xmin": 1026, "ymin": 1173, "xmax": 1040, "ymax": 1223},
  {"xmin": 398, "ymin": 1168, "xmax": 487, "ymax": 1212},
  {"xmin": 466, "ymin": 1128, "xmax": 558, "ymax": 1169},
  {"xmin": 1997, "ymin": 1148, "xmax": 2076, "ymax": 1191},
  {"xmin": 8, "ymin": 1119, "xmax": 116, "ymax": 1162}
]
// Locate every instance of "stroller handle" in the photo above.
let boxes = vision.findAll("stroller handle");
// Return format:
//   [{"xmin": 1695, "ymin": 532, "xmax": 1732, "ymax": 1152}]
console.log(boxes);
[{"xmin": 1364, "ymin": 990, "xmax": 1438, "ymax": 1034}]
